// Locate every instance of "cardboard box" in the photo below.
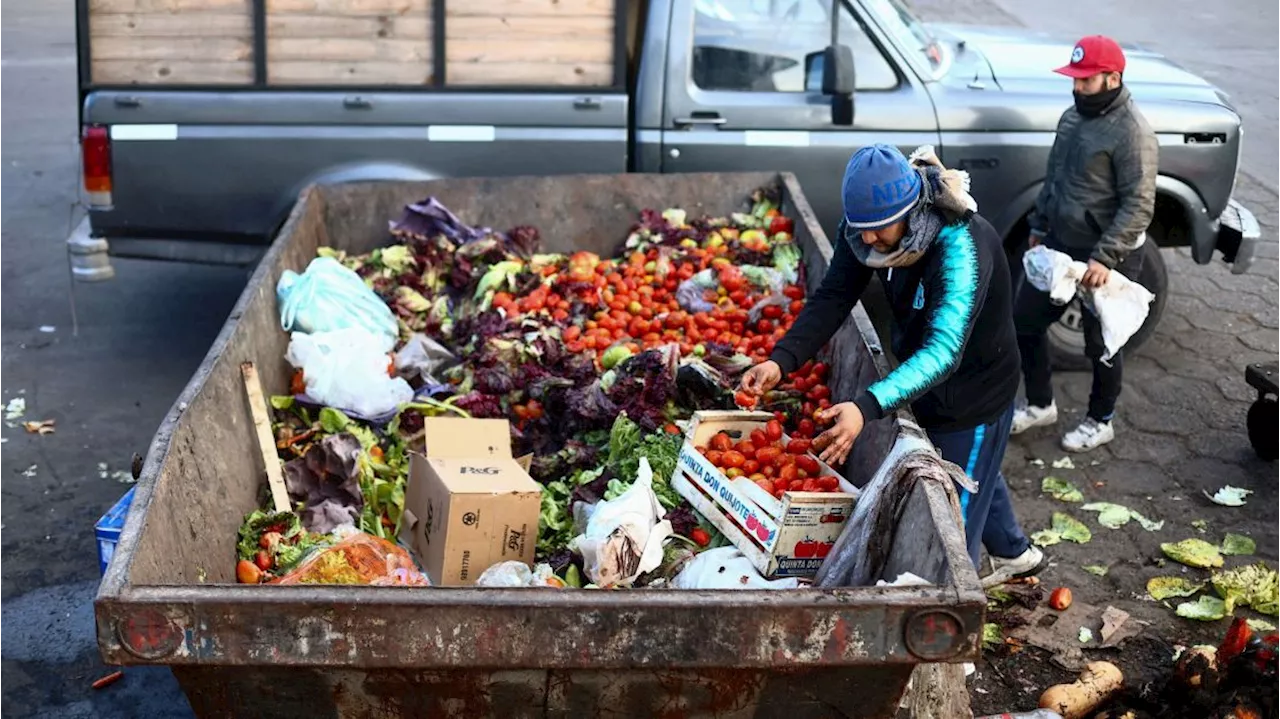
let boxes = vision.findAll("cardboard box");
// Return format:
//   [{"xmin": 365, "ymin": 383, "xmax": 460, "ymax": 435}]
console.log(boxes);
[
  {"xmin": 402, "ymin": 418, "xmax": 541, "ymax": 586},
  {"xmin": 671, "ymin": 410, "xmax": 858, "ymax": 578}
]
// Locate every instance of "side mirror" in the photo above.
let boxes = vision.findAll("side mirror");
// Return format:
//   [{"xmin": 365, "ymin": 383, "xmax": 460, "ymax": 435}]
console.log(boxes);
[{"xmin": 805, "ymin": 45, "xmax": 856, "ymax": 126}]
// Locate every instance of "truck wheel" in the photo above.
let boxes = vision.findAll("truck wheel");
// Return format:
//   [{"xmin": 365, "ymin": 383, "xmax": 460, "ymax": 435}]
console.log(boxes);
[
  {"xmin": 1247, "ymin": 396, "xmax": 1278, "ymax": 461},
  {"xmin": 1046, "ymin": 241, "xmax": 1168, "ymax": 371}
]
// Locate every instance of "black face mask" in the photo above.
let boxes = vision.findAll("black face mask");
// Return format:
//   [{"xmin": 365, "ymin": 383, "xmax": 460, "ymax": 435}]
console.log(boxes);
[{"xmin": 1074, "ymin": 85, "xmax": 1123, "ymax": 118}]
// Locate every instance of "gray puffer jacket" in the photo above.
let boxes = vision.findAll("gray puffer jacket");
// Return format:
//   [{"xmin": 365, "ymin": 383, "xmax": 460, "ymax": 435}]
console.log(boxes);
[{"xmin": 1027, "ymin": 86, "xmax": 1159, "ymax": 268}]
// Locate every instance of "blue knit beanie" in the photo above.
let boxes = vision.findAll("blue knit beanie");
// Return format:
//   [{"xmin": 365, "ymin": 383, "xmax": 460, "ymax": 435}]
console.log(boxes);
[{"xmin": 842, "ymin": 144, "xmax": 921, "ymax": 230}]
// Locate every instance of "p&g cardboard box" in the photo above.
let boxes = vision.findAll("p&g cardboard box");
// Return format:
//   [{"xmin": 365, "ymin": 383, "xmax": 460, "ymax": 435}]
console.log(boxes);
[{"xmin": 402, "ymin": 418, "xmax": 541, "ymax": 586}]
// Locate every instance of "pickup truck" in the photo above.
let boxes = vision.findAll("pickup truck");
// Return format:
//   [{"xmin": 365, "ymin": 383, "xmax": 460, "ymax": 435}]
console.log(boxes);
[{"xmin": 71, "ymin": 0, "xmax": 1262, "ymax": 363}]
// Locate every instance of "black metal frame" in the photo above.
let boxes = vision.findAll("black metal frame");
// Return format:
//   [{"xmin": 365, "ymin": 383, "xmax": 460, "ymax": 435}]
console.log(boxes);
[
  {"xmin": 252, "ymin": 0, "xmax": 267, "ymax": 85},
  {"xmin": 75, "ymin": 0, "xmax": 628, "ymax": 97}
]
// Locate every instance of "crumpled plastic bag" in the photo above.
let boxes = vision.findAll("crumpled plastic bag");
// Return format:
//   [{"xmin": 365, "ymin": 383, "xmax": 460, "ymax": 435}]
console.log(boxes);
[
  {"xmin": 671, "ymin": 547, "xmax": 802, "ymax": 589},
  {"xmin": 286, "ymin": 327, "xmax": 414, "ymax": 417},
  {"xmin": 272, "ymin": 533, "xmax": 430, "ymax": 586},
  {"xmin": 571, "ymin": 457, "xmax": 674, "ymax": 588},
  {"xmin": 277, "ymin": 256, "xmax": 399, "ymax": 344},
  {"xmin": 815, "ymin": 425, "xmax": 975, "ymax": 588},
  {"xmin": 1023, "ymin": 245, "xmax": 1155, "ymax": 363},
  {"xmin": 395, "ymin": 332, "xmax": 459, "ymax": 385},
  {"xmin": 676, "ymin": 268, "xmax": 719, "ymax": 313},
  {"xmin": 475, "ymin": 561, "xmax": 566, "ymax": 588}
]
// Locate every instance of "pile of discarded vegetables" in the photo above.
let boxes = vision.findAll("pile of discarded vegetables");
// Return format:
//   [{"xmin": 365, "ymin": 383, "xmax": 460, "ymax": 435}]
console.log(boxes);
[{"xmin": 235, "ymin": 188, "xmax": 842, "ymax": 588}]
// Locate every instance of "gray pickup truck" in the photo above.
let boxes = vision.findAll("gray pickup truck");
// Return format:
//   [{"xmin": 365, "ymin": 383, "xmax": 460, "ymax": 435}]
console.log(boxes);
[{"xmin": 72, "ymin": 0, "xmax": 1261, "ymax": 361}]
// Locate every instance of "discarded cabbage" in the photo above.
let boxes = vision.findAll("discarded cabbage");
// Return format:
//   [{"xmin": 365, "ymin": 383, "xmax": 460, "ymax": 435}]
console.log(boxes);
[{"xmin": 1161, "ymin": 538, "xmax": 1225, "ymax": 569}]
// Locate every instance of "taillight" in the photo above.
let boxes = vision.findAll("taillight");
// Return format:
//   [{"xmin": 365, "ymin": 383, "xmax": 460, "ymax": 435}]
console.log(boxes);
[{"xmin": 82, "ymin": 125, "xmax": 113, "ymax": 208}]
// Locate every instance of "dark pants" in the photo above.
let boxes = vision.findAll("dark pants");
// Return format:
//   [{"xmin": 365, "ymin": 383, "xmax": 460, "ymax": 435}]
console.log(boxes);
[
  {"xmin": 1014, "ymin": 247, "xmax": 1145, "ymax": 422},
  {"xmin": 928, "ymin": 404, "xmax": 1030, "ymax": 568}
]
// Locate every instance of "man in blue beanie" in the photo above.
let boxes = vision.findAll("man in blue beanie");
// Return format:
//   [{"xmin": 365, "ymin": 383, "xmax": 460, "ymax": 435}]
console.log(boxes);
[{"xmin": 741, "ymin": 143, "xmax": 1043, "ymax": 585}]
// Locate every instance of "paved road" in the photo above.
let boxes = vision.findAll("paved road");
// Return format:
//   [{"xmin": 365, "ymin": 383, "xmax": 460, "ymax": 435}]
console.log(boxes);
[{"xmin": 1, "ymin": 0, "xmax": 1275, "ymax": 717}]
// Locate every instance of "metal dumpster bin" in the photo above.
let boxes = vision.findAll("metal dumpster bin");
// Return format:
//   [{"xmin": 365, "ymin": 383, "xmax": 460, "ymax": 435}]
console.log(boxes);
[{"xmin": 96, "ymin": 172, "xmax": 985, "ymax": 718}]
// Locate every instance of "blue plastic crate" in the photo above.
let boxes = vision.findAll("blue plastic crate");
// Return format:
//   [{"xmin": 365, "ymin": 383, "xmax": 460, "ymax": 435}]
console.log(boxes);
[{"xmin": 95, "ymin": 487, "xmax": 136, "ymax": 576}]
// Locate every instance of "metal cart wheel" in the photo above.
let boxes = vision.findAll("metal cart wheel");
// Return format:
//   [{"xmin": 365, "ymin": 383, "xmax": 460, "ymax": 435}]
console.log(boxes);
[{"xmin": 1245, "ymin": 363, "xmax": 1278, "ymax": 461}]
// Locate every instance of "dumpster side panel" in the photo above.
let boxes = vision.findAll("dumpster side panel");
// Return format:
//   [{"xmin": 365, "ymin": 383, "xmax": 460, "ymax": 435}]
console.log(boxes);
[{"xmin": 172, "ymin": 664, "xmax": 915, "ymax": 719}]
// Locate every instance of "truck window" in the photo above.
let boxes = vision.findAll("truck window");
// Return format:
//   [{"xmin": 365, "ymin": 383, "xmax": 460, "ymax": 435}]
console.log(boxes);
[{"xmin": 690, "ymin": 0, "xmax": 897, "ymax": 93}]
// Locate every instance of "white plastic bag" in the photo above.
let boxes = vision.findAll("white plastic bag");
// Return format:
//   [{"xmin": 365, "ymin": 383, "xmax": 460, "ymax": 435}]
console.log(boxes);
[
  {"xmin": 475, "ymin": 561, "xmax": 564, "ymax": 588},
  {"xmin": 671, "ymin": 547, "xmax": 802, "ymax": 590},
  {"xmin": 277, "ymin": 256, "xmax": 399, "ymax": 344},
  {"xmin": 571, "ymin": 458, "xmax": 673, "ymax": 588},
  {"xmin": 1022, "ymin": 246, "xmax": 1155, "ymax": 363},
  {"xmin": 285, "ymin": 327, "xmax": 414, "ymax": 417},
  {"xmin": 1022, "ymin": 245, "xmax": 1081, "ymax": 305}
]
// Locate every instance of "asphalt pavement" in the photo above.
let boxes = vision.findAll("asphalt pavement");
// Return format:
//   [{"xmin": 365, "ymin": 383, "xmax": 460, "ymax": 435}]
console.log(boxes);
[{"xmin": 1, "ymin": 0, "xmax": 1276, "ymax": 716}]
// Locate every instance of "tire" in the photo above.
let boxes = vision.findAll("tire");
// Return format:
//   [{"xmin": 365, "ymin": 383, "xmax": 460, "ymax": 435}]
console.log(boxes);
[
  {"xmin": 1247, "ymin": 396, "xmax": 1278, "ymax": 461},
  {"xmin": 1007, "ymin": 240, "xmax": 1168, "ymax": 372}
]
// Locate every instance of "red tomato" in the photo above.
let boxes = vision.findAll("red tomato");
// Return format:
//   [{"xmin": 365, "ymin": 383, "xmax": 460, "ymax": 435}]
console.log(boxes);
[
  {"xmin": 808, "ymin": 385, "xmax": 831, "ymax": 401},
  {"xmin": 734, "ymin": 390, "xmax": 758, "ymax": 409},
  {"xmin": 779, "ymin": 465, "xmax": 798, "ymax": 485},
  {"xmin": 750, "ymin": 429, "xmax": 770, "ymax": 448},
  {"xmin": 710, "ymin": 433, "xmax": 733, "ymax": 452},
  {"xmin": 725, "ymin": 467, "xmax": 744, "ymax": 479},
  {"xmin": 753, "ymin": 478, "xmax": 775, "ymax": 494},
  {"xmin": 786, "ymin": 439, "xmax": 812, "ymax": 455},
  {"xmin": 789, "ymin": 300, "xmax": 805, "ymax": 315},
  {"xmin": 705, "ymin": 450, "xmax": 725, "ymax": 467},
  {"xmin": 796, "ymin": 456, "xmax": 821, "ymax": 475},
  {"xmin": 762, "ymin": 304, "xmax": 784, "ymax": 320},
  {"xmin": 812, "ymin": 362, "xmax": 829, "ymax": 379},
  {"xmin": 801, "ymin": 478, "xmax": 819, "ymax": 492},
  {"xmin": 783, "ymin": 285, "xmax": 805, "ymax": 301},
  {"xmin": 765, "ymin": 420, "xmax": 783, "ymax": 441},
  {"xmin": 755, "ymin": 446, "xmax": 782, "ymax": 466},
  {"xmin": 756, "ymin": 319, "xmax": 774, "ymax": 334},
  {"xmin": 742, "ymin": 459, "xmax": 761, "ymax": 475},
  {"xmin": 817, "ymin": 475, "xmax": 840, "ymax": 491},
  {"xmin": 798, "ymin": 418, "xmax": 816, "ymax": 436},
  {"xmin": 721, "ymin": 451, "xmax": 746, "ymax": 469},
  {"xmin": 690, "ymin": 528, "xmax": 712, "ymax": 547}
]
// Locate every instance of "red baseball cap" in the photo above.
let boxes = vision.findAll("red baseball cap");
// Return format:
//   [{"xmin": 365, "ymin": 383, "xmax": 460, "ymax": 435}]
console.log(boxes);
[{"xmin": 1054, "ymin": 35, "xmax": 1126, "ymax": 78}]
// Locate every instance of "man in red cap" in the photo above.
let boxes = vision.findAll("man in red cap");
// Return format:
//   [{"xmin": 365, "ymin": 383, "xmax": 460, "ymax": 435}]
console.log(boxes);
[{"xmin": 1011, "ymin": 35, "xmax": 1158, "ymax": 453}]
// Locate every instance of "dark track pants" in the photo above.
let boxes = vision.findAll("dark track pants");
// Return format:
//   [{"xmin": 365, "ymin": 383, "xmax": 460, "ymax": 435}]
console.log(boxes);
[
  {"xmin": 927, "ymin": 404, "xmax": 1030, "ymax": 568},
  {"xmin": 1014, "ymin": 246, "xmax": 1145, "ymax": 422}
]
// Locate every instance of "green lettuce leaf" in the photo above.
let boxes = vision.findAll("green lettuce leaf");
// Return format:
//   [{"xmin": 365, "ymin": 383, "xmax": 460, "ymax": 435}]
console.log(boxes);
[
  {"xmin": 1042, "ymin": 476, "xmax": 1083, "ymax": 503},
  {"xmin": 1055, "ymin": 512, "xmax": 1092, "ymax": 543},
  {"xmin": 1083, "ymin": 565, "xmax": 1109, "ymax": 577},
  {"xmin": 1147, "ymin": 576, "xmax": 1205, "ymax": 600},
  {"xmin": 1176, "ymin": 595, "xmax": 1228, "ymax": 621},
  {"xmin": 1162, "ymin": 538, "xmax": 1225, "ymax": 569},
  {"xmin": 1220, "ymin": 533, "xmax": 1256, "ymax": 556},
  {"xmin": 1211, "ymin": 563, "xmax": 1279, "ymax": 615}
]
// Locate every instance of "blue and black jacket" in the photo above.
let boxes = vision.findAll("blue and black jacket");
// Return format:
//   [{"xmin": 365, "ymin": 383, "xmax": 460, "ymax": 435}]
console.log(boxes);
[{"xmin": 769, "ymin": 213, "xmax": 1020, "ymax": 433}]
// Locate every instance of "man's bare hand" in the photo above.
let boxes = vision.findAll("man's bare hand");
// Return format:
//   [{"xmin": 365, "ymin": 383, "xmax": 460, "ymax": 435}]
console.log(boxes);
[
  {"xmin": 814, "ymin": 402, "xmax": 864, "ymax": 467},
  {"xmin": 740, "ymin": 360, "xmax": 782, "ymax": 397},
  {"xmin": 1081, "ymin": 260, "xmax": 1110, "ymax": 289}
]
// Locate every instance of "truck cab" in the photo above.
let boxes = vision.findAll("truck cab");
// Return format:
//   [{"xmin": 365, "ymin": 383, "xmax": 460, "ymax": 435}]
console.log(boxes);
[{"xmin": 72, "ymin": 0, "xmax": 1261, "ymax": 357}]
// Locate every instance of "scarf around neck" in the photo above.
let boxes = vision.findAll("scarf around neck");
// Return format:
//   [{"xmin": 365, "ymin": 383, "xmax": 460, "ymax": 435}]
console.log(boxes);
[{"xmin": 844, "ymin": 145, "xmax": 978, "ymax": 269}]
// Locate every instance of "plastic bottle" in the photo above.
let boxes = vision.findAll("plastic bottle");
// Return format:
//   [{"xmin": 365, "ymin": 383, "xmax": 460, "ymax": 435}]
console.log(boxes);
[{"xmin": 972, "ymin": 706, "xmax": 1064, "ymax": 711}]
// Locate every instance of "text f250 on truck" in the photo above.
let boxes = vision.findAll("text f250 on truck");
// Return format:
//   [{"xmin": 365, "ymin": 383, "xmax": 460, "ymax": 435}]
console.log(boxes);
[{"xmin": 71, "ymin": 0, "xmax": 1262, "ymax": 366}]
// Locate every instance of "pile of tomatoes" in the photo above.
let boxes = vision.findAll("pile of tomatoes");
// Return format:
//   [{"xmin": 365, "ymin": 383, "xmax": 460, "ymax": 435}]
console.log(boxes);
[
  {"xmin": 697, "ymin": 419, "xmax": 843, "ymax": 499},
  {"xmin": 494, "ymin": 232, "xmax": 806, "ymax": 365}
]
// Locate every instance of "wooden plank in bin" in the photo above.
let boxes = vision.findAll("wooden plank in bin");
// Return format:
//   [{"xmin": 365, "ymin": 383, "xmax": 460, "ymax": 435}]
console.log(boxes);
[
  {"xmin": 265, "ymin": 0, "xmax": 433, "ymax": 85},
  {"xmin": 88, "ymin": 0, "xmax": 254, "ymax": 84}
]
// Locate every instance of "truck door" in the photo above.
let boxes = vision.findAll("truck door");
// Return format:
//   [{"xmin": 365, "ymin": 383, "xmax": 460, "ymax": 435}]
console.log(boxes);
[{"xmin": 659, "ymin": 0, "xmax": 941, "ymax": 233}]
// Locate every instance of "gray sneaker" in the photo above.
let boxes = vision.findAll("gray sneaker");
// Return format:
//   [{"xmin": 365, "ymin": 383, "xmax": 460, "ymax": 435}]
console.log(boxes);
[
  {"xmin": 982, "ymin": 545, "xmax": 1047, "ymax": 588},
  {"xmin": 1011, "ymin": 401, "xmax": 1058, "ymax": 435},
  {"xmin": 1062, "ymin": 417, "xmax": 1115, "ymax": 453}
]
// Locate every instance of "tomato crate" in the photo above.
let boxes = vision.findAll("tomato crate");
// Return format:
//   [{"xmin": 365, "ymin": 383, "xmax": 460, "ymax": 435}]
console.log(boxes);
[{"xmin": 672, "ymin": 410, "xmax": 859, "ymax": 578}]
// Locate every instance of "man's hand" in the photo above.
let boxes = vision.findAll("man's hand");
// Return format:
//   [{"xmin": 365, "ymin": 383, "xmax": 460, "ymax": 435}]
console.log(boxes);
[
  {"xmin": 1081, "ymin": 260, "xmax": 1110, "ymax": 289},
  {"xmin": 813, "ymin": 402, "xmax": 864, "ymax": 466},
  {"xmin": 740, "ymin": 360, "xmax": 782, "ymax": 397}
]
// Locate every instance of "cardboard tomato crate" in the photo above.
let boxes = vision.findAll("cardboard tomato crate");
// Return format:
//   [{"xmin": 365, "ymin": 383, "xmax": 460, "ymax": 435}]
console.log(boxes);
[{"xmin": 671, "ymin": 410, "xmax": 859, "ymax": 578}]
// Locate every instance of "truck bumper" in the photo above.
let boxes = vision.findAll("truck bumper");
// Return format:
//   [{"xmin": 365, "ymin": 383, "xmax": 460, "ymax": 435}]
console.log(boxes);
[
  {"xmin": 1214, "ymin": 198, "xmax": 1264, "ymax": 275},
  {"xmin": 66, "ymin": 217, "xmax": 265, "ymax": 282}
]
